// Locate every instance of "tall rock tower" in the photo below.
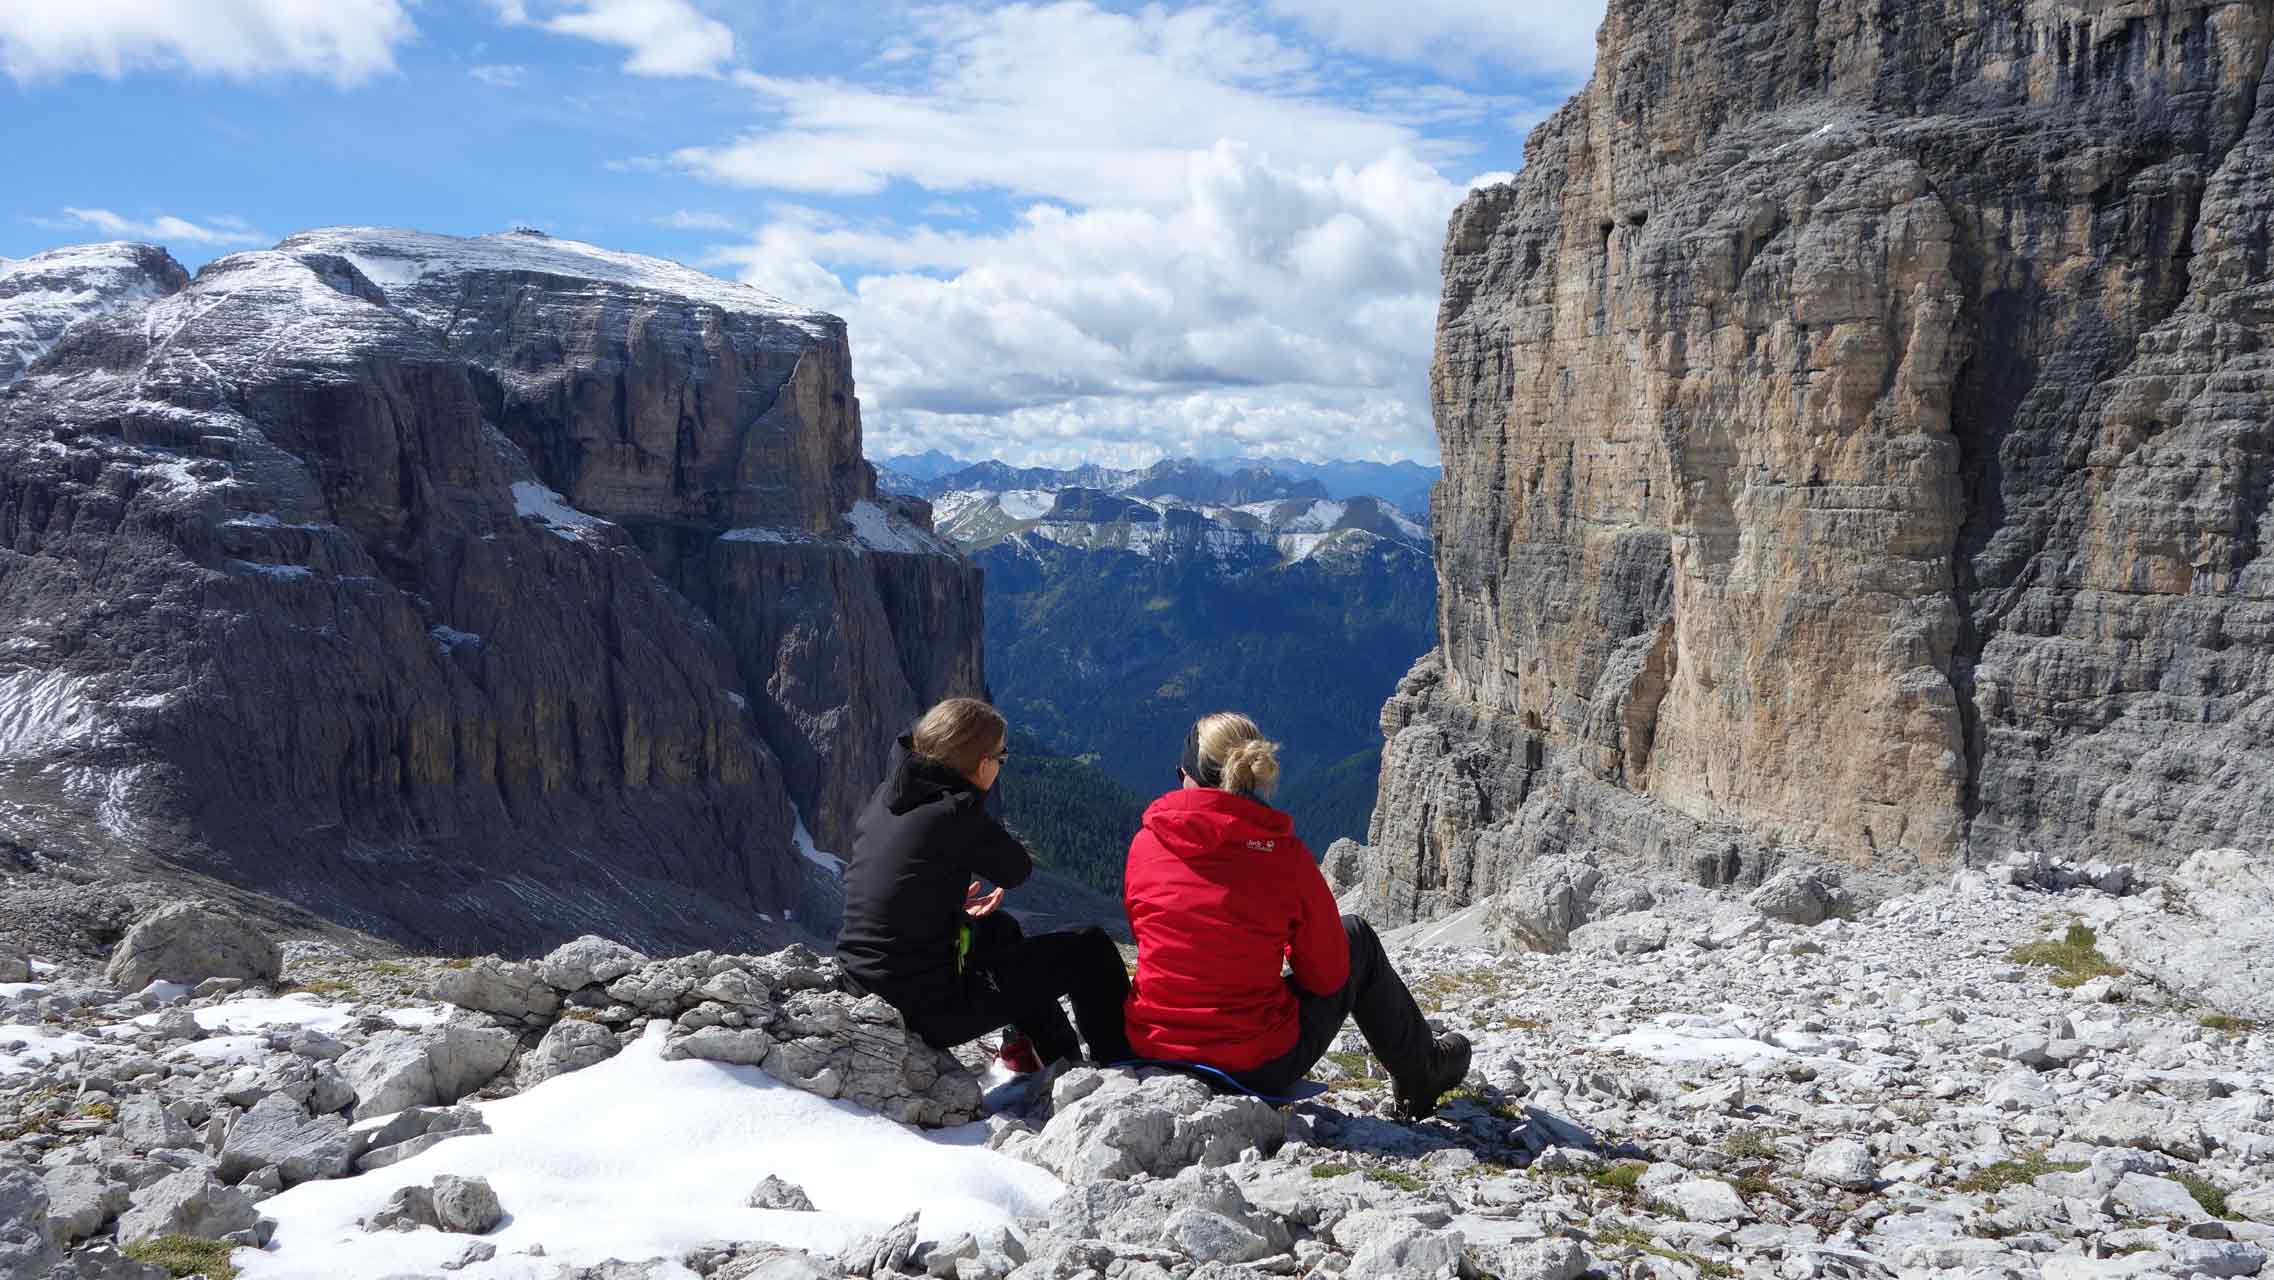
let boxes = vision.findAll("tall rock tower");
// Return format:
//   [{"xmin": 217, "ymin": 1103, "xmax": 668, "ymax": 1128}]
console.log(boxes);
[{"xmin": 1343, "ymin": 1, "xmax": 2274, "ymax": 925}]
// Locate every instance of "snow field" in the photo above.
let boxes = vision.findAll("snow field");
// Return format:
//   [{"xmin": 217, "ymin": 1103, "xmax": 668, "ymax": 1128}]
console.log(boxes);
[{"xmin": 239, "ymin": 1023, "xmax": 1064, "ymax": 1280}]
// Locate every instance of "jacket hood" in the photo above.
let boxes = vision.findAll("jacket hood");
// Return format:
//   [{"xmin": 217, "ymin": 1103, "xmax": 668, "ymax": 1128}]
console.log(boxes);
[
  {"xmin": 884, "ymin": 736, "xmax": 980, "ymax": 815},
  {"xmin": 1140, "ymin": 787, "xmax": 1296, "ymax": 858}
]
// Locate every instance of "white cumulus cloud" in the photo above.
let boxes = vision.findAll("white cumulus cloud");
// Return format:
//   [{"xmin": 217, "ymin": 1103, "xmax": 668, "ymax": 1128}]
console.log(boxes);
[
  {"xmin": 681, "ymin": 2, "xmax": 1562, "ymax": 465},
  {"xmin": 1265, "ymin": 0, "xmax": 1605, "ymax": 80},
  {"xmin": 495, "ymin": 0, "xmax": 734, "ymax": 78},
  {"xmin": 42, "ymin": 208, "xmax": 270, "ymax": 247},
  {"xmin": 0, "ymin": 0, "xmax": 414, "ymax": 86}
]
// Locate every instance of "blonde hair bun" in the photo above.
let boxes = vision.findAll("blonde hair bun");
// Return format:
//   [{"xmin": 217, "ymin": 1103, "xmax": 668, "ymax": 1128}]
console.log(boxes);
[{"xmin": 1193, "ymin": 711, "xmax": 1281, "ymax": 800}]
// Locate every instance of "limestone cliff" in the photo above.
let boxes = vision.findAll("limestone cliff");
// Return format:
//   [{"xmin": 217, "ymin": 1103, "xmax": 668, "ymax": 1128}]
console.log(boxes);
[
  {"xmin": 1342, "ymin": 0, "xmax": 2274, "ymax": 925},
  {"xmin": 0, "ymin": 229, "xmax": 983, "ymax": 953}
]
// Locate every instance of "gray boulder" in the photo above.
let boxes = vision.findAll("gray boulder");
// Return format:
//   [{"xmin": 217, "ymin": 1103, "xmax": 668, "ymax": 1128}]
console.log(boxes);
[
  {"xmin": 539, "ymin": 936, "xmax": 649, "ymax": 991},
  {"xmin": 117, "ymin": 1168, "xmax": 261, "ymax": 1243},
  {"xmin": 118, "ymin": 1095, "xmax": 197, "ymax": 1153},
  {"xmin": 1488, "ymin": 1239, "xmax": 1589, "ymax": 1280},
  {"xmin": 43, "ymin": 1164, "xmax": 130, "ymax": 1244},
  {"xmin": 428, "ymin": 1015, "xmax": 518, "ymax": 1100},
  {"xmin": 1569, "ymin": 912, "xmax": 1670, "ymax": 956},
  {"xmin": 837, "ymin": 1211, "xmax": 921, "ymax": 1278},
  {"xmin": 0, "ymin": 950, "xmax": 28, "ymax": 985},
  {"xmin": 104, "ymin": 899, "xmax": 281, "ymax": 991},
  {"xmin": 351, "ymin": 1106, "xmax": 489, "ymax": 1173},
  {"xmin": 2101, "ymin": 848, "xmax": 2274, "ymax": 1021},
  {"xmin": 663, "ymin": 1025, "xmax": 775, "ymax": 1068},
  {"xmin": 1803, "ymin": 1139, "xmax": 1877, "ymax": 1190},
  {"xmin": 432, "ymin": 1176, "xmax": 504, "ymax": 1234},
  {"xmin": 339, "ymin": 1031, "xmax": 438, "ymax": 1120},
  {"xmin": 743, "ymin": 989, "xmax": 981, "ymax": 1128},
  {"xmin": 0, "ymin": 1167, "xmax": 67, "ymax": 1279},
  {"xmin": 431, "ymin": 958, "xmax": 561, "ymax": 1022},
  {"xmin": 337, "ymin": 1018, "xmax": 515, "ymax": 1121},
  {"xmin": 219, "ymin": 1093, "xmax": 353, "ymax": 1186},
  {"xmin": 518, "ymin": 1017, "xmax": 623, "ymax": 1088},
  {"xmin": 1748, "ymin": 864, "xmax": 1851, "ymax": 926},
  {"xmin": 1004, "ymin": 1068, "xmax": 1285, "ymax": 1183},
  {"xmin": 1346, "ymin": 1220, "xmax": 1464, "ymax": 1280},
  {"xmin": 1492, "ymin": 853, "xmax": 1604, "ymax": 953},
  {"xmin": 747, "ymin": 1175, "xmax": 817, "ymax": 1212},
  {"xmin": 366, "ymin": 1174, "xmax": 502, "ymax": 1235}
]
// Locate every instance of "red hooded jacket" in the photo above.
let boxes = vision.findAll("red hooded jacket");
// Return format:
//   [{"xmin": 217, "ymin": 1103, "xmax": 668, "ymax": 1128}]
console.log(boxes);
[{"xmin": 1122, "ymin": 788, "xmax": 1350, "ymax": 1069}]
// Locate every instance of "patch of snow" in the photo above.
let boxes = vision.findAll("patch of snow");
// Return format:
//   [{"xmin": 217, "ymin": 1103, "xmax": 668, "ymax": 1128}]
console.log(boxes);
[
  {"xmin": 725, "ymin": 691, "xmax": 748, "ymax": 710},
  {"xmin": 431, "ymin": 626, "xmax": 483, "ymax": 656},
  {"xmin": 510, "ymin": 481, "xmax": 614, "ymax": 543},
  {"xmin": 1280, "ymin": 500, "xmax": 1348, "ymax": 534},
  {"xmin": 172, "ymin": 1034, "xmax": 268, "ymax": 1065},
  {"xmin": 383, "ymin": 1005, "xmax": 452, "ymax": 1030},
  {"xmin": 793, "ymin": 814, "xmax": 844, "ymax": 876},
  {"xmin": 719, "ymin": 525, "xmax": 821, "ymax": 546},
  {"xmin": 138, "ymin": 980, "xmax": 194, "ymax": 1004},
  {"xmin": 0, "ymin": 242, "xmax": 171, "ymax": 387},
  {"xmin": 1276, "ymin": 531, "xmax": 1334, "ymax": 564},
  {"xmin": 847, "ymin": 500, "xmax": 953, "ymax": 556},
  {"xmin": 231, "ymin": 561, "xmax": 315, "ymax": 581},
  {"xmin": 240, "ymin": 1022, "xmax": 1064, "ymax": 1280},
  {"xmin": 1385, "ymin": 506, "xmax": 1428, "ymax": 541},
  {"xmin": 0, "ymin": 669, "xmax": 99, "ymax": 757},
  {"xmin": 0, "ymin": 1024, "xmax": 96, "ymax": 1076},
  {"xmin": 180, "ymin": 994, "xmax": 357, "ymax": 1036},
  {"xmin": 28, "ymin": 959, "xmax": 57, "ymax": 977},
  {"xmin": 279, "ymin": 227, "xmax": 835, "ymax": 339},
  {"xmin": 1598, "ymin": 1013, "xmax": 1793, "ymax": 1067},
  {"xmin": 0, "ymin": 984, "xmax": 46, "ymax": 999},
  {"xmin": 997, "ymin": 489, "xmax": 1055, "ymax": 522}
]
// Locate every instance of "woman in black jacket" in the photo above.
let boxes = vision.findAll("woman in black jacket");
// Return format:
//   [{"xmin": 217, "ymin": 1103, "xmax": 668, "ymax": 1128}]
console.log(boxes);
[{"xmin": 835, "ymin": 697, "xmax": 1131, "ymax": 1071}]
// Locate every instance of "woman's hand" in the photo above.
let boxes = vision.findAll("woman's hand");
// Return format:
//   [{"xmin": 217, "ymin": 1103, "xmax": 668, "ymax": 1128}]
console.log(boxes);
[{"xmin": 964, "ymin": 879, "xmax": 1005, "ymax": 918}]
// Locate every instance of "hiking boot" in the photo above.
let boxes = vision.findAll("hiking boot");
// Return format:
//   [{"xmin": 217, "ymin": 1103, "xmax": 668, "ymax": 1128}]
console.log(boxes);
[
  {"xmin": 1393, "ymin": 1032, "xmax": 1472, "ymax": 1120},
  {"xmin": 995, "ymin": 1034, "xmax": 1044, "ymax": 1075}
]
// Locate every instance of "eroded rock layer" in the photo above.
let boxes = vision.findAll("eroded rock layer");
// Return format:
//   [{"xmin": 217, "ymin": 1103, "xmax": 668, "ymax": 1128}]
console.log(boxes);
[
  {"xmin": 1347, "ymin": 1, "xmax": 2274, "ymax": 924},
  {"xmin": 0, "ymin": 228, "xmax": 982, "ymax": 953}
]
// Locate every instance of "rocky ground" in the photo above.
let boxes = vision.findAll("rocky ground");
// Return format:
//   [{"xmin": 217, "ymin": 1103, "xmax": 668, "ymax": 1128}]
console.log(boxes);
[{"xmin": 3, "ymin": 851, "xmax": 2270, "ymax": 1280}]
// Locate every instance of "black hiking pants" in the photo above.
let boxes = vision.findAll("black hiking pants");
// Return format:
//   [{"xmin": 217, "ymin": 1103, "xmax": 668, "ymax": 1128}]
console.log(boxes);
[
  {"xmin": 1229, "ymin": 916, "xmax": 1435, "ymax": 1096},
  {"xmin": 882, "ymin": 911, "xmax": 1132, "ymax": 1066}
]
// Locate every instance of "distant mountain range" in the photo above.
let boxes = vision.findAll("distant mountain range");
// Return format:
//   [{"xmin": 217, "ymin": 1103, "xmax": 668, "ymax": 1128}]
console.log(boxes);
[
  {"xmin": 879, "ymin": 453, "xmax": 1441, "ymax": 515},
  {"xmin": 878, "ymin": 454, "xmax": 1439, "ymax": 886}
]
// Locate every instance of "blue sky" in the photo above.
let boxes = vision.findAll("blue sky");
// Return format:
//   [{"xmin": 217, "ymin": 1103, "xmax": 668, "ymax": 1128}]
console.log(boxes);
[{"xmin": 2, "ymin": 1, "xmax": 1604, "ymax": 466}]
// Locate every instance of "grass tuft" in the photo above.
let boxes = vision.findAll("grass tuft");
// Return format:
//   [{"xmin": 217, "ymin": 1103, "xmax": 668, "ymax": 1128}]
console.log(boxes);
[
  {"xmin": 2174, "ymin": 1172, "xmax": 2234, "ymax": 1221},
  {"xmin": 125, "ymin": 1235, "xmax": 240, "ymax": 1279},
  {"xmin": 1956, "ymin": 1148, "xmax": 2085, "ymax": 1193},
  {"xmin": 1587, "ymin": 1162, "xmax": 1647, "ymax": 1198},
  {"xmin": 1365, "ymin": 1167, "xmax": 1426, "ymax": 1192},
  {"xmin": 2199, "ymin": 1012, "xmax": 2258, "ymax": 1035},
  {"xmin": 1310, "ymin": 1162, "xmax": 1356, "ymax": 1179},
  {"xmin": 2009, "ymin": 924, "xmax": 2124, "ymax": 989},
  {"xmin": 1722, "ymin": 1127, "xmax": 1779, "ymax": 1161}
]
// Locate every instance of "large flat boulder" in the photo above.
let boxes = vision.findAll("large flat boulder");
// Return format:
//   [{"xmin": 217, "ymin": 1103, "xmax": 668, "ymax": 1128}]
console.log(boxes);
[{"xmin": 105, "ymin": 900, "xmax": 280, "ymax": 991}]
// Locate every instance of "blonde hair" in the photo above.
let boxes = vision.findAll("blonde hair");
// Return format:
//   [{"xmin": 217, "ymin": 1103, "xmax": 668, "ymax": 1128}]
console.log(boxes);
[
  {"xmin": 1191, "ymin": 711, "xmax": 1281, "ymax": 800},
  {"xmin": 911, "ymin": 697, "xmax": 1007, "ymax": 777}
]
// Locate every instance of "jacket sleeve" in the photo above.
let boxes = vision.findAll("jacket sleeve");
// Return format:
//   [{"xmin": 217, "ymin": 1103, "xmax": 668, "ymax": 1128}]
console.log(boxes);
[
  {"xmin": 1285, "ymin": 854, "xmax": 1350, "ymax": 997},
  {"xmin": 963, "ymin": 809, "xmax": 1035, "ymax": 889}
]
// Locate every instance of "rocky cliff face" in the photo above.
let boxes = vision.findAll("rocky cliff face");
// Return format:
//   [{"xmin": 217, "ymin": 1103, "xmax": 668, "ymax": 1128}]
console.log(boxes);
[
  {"xmin": 0, "ymin": 228, "xmax": 983, "ymax": 953},
  {"xmin": 1343, "ymin": 1, "xmax": 2274, "ymax": 925}
]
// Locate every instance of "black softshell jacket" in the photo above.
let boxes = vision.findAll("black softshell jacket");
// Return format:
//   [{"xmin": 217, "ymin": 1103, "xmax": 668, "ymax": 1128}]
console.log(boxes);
[{"xmin": 835, "ymin": 738, "xmax": 1034, "ymax": 1001}]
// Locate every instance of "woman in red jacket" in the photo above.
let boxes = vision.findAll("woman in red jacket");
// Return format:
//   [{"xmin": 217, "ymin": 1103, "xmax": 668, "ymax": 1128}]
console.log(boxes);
[{"xmin": 1122, "ymin": 712, "xmax": 1471, "ymax": 1117}]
